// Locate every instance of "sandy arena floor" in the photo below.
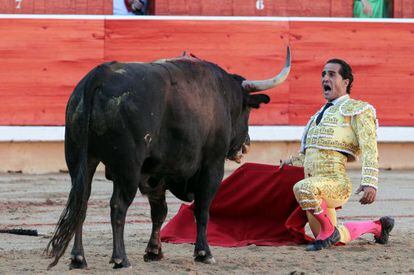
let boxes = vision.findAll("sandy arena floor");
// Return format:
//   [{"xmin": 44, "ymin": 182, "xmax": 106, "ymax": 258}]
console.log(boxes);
[{"xmin": 0, "ymin": 169, "xmax": 413, "ymax": 274}]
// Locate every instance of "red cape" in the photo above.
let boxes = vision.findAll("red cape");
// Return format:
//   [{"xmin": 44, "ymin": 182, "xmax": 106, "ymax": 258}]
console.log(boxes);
[{"xmin": 161, "ymin": 163, "xmax": 313, "ymax": 246}]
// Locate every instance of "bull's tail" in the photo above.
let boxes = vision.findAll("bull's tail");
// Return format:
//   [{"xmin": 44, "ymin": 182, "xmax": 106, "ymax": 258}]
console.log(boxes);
[
  {"xmin": 45, "ymin": 165, "xmax": 89, "ymax": 269},
  {"xmin": 46, "ymin": 65, "xmax": 107, "ymax": 269}
]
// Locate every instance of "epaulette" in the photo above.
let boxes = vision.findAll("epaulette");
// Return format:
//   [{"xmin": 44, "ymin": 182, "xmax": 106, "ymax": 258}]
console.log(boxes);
[
  {"xmin": 339, "ymin": 98, "xmax": 376, "ymax": 117},
  {"xmin": 339, "ymin": 98, "xmax": 379, "ymax": 129}
]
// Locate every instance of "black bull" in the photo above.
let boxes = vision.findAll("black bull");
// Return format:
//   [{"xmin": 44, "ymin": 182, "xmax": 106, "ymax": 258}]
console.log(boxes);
[{"xmin": 46, "ymin": 48, "xmax": 290, "ymax": 269}]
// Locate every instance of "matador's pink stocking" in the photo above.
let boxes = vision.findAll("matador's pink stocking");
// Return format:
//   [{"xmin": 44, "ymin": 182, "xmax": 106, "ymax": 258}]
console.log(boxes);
[
  {"xmin": 310, "ymin": 200, "xmax": 335, "ymax": 240},
  {"xmin": 344, "ymin": 220, "xmax": 381, "ymax": 241}
]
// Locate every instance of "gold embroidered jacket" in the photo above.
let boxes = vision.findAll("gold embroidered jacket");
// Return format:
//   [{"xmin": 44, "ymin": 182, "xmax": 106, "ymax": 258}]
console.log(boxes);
[{"xmin": 293, "ymin": 96, "xmax": 379, "ymax": 189}]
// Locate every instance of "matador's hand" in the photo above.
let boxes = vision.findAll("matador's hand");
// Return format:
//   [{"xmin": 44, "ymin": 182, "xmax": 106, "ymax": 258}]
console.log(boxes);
[
  {"xmin": 355, "ymin": 186, "xmax": 377, "ymax": 204},
  {"xmin": 279, "ymin": 158, "xmax": 292, "ymax": 170}
]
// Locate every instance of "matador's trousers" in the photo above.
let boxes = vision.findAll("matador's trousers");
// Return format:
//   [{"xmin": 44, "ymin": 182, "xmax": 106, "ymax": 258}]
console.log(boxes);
[{"xmin": 293, "ymin": 148, "xmax": 353, "ymax": 243}]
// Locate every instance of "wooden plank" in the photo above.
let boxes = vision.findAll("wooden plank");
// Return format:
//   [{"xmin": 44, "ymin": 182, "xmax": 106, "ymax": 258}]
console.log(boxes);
[
  {"xmin": 331, "ymin": 0, "xmax": 354, "ymax": 17},
  {"xmin": 103, "ymin": 0, "xmax": 113, "ymax": 14},
  {"xmin": 87, "ymin": 0, "xmax": 104, "ymax": 14},
  {"xmin": 173, "ymin": 0, "xmax": 189, "ymax": 15},
  {"xmin": 75, "ymin": 0, "xmax": 88, "ymax": 14},
  {"xmin": 0, "ymin": 0, "xmax": 12, "ymax": 13},
  {"xmin": 260, "ymin": 0, "xmax": 289, "ymax": 17},
  {"xmin": 33, "ymin": 0, "xmax": 45, "ymax": 14},
  {"xmin": 219, "ymin": 0, "xmax": 234, "ymax": 16},
  {"xmin": 153, "ymin": 0, "xmax": 169, "ymax": 15},
  {"xmin": 402, "ymin": 0, "xmax": 414, "ymax": 18},
  {"xmin": 0, "ymin": 0, "xmax": 23, "ymax": 13},
  {"xmin": 200, "ymin": 0, "xmax": 230, "ymax": 16},
  {"xmin": 289, "ymin": 21, "xmax": 414, "ymax": 126},
  {"xmin": 287, "ymin": 0, "xmax": 331, "ymax": 17},
  {"xmin": 233, "ymin": 0, "xmax": 256, "ymax": 16},
  {"xmin": 188, "ymin": 0, "xmax": 202, "ymax": 15},
  {"xmin": 46, "ymin": 1, "xmax": 75, "ymax": 14},
  {"xmin": 0, "ymin": 19, "xmax": 105, "ymax": 125},
  {"xmin": 393, "ymin": 0, "xmax": 403, "ymax": 18},
  {"xmin": 104, "ymin": 19, "xmax": 290, "ymax": 125}
]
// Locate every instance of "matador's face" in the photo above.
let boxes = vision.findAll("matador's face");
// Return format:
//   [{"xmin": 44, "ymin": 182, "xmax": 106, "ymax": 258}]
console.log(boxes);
[{"xmin": 321, "ymin": 63, "xmax": 349, "ymax": 102}]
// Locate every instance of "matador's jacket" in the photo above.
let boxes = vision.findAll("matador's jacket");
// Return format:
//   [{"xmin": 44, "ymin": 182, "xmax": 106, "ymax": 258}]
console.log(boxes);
[{"xmin": 291, "ymin": 94, "xmax": 379, "ymax": 243}]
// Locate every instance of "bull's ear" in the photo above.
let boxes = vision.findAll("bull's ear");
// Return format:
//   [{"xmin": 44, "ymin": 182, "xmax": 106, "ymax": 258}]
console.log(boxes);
[{"xmin": 247, "ymin": 94, "xmax": 270, "ymax": 108}]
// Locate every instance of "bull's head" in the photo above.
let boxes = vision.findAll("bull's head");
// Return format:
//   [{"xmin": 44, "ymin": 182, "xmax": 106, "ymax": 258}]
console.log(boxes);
[{"xmin": 227, "ymin": 47, "xmax": 291, "ymax": 163}]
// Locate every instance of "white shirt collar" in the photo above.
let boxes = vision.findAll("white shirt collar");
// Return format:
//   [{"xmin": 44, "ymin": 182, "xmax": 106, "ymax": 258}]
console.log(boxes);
[{"xmin": 329, "ymin": 94, "xmax": 349, "ymax": 106}]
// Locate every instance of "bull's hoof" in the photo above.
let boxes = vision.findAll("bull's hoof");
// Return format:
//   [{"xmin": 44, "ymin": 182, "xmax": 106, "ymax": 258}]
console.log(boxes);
[
  {"xmin": 69, "ymin": 254, "xmax": 87, "ymax": 269},
  {"xmin": 143, "ymin": 251, "xmax": 164, "ymax": 262},
  {"xmin": 194, "ymin": 251, "xmax": 216, "ymax": 264},
  {"xmin": 110, "ymin": 257, "xmax": 131, "ymax": 269}
]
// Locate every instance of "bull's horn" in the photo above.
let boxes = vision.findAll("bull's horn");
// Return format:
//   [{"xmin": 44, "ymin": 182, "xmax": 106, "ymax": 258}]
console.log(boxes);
[{"xmin": 242, "ymin": 46, "xmax": 291, "ymax": 93}]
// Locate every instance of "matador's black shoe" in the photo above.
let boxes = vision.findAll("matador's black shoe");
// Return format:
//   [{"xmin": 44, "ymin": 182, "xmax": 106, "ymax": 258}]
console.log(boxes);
[
  {"xmin": 374, "ymin": 216, "xmax": 395, "ymax": 244},
  {"xmin": 306, "ymin": 227, "xmax": 340, "ymax": 251}
]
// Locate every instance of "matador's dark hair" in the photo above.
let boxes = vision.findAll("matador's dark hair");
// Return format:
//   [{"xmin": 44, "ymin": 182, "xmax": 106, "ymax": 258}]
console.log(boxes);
[{"xmin": 326, "ymin": 58, "xmax": 353, "ymax": 94}]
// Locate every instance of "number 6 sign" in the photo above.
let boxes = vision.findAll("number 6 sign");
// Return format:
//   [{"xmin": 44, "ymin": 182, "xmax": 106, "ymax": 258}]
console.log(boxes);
[{"xmin": 256, "ymin": 0, "xmax": 264, "ymax": 10}]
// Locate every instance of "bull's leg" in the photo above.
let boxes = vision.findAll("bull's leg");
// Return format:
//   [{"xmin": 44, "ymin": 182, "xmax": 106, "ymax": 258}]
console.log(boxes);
[
  {"xmin": 109, "ymin": 172, "xmax": 140, "ymax": 269},
  {"xmin": 69, "ymin": 226, "xmax": 87, "ymax": 269},
  {"xmin": 193, "ymin": 161, "xmax": 224, "ymax": 264},
  {"xmin": 144, "ymin": 180, "xmax": 167, "ymax": 262},
  {"xmin": 69, "ymin": 158, "xmax": 99, "ymax": 270}
]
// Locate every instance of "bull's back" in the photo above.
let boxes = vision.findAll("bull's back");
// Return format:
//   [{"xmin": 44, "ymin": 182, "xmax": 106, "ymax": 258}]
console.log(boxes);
[{"xmin": 89, "ymin": 59, "xmax": 230, "ymax": 140}]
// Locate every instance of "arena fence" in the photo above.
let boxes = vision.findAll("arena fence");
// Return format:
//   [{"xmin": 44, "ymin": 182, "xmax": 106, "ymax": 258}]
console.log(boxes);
[{"xmin": 0, "ymin": 15, "xmax": 413, "ymax": 172}]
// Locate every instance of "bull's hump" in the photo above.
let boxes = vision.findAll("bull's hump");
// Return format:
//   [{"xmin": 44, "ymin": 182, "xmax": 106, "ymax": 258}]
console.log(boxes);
[
  {"xmin": 154, "ymin": 55, "xmax": 201, "ymax": 64},
  {"xmin": 113, "ymin": 68, "xmax": 127, "ymax": 75},
  {"xmin": 106, "ymin": 61, "xmax": 129, "ymax": 75},
  {"xmin": 106, "ymin": 61, "xmax": 151, "ymax": 75}
]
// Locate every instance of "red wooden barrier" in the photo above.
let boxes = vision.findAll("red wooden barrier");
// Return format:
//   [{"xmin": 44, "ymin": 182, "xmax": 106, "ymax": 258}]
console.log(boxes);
[
  {"xmin": 0, "ymin": 0, "xmax": 112, "ymax": 14},
  {"xmin": 394, "ymin": 0, "xmax": 414, "ymax": 18},
  {"xmin": 0, "ymin": 18, "xmax": 413, "ymax": 126},
  {"xmin": 0, "ymin": 19, "xmax": 104, "ymax": 125},
  {"xmin": 2, "ymin": 0, "xmax": 413, "ymax": 18}
]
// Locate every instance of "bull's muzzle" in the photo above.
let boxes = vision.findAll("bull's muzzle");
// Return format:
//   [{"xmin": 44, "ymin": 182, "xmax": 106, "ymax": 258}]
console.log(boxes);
[
  {"xmin": 229, "ymin": 143, "xmax": 250, "ymax": 164},
  {"xmin": 242, "ymin": 143, "xmax": 250, "ymax": 154}
]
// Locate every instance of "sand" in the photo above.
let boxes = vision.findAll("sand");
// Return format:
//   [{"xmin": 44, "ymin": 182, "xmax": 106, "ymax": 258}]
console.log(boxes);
[{"xmin": 0, "ymin": 170, "xmax": 413, "ymax": 274}]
